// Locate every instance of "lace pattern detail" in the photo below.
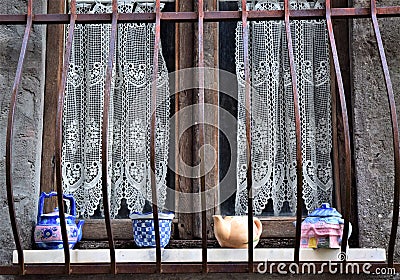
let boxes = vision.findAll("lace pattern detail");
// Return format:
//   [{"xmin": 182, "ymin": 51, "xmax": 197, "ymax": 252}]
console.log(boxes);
[
  {"xmin": 235, "ymin": 0, "xmax": 333, "ymax": 215},
  {"xmin": 62, "ymin": 0, "xmax": 170, "ymax": 218}
]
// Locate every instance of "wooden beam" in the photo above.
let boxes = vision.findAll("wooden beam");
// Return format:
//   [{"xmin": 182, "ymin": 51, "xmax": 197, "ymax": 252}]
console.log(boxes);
[
  {"xmin": 193, "ymin": 0, "xmax": 219, "ymax": 240},
  {"xmin": 174, "ymin": 0, "xmax": 195, "ymax": 239},
  {"xmin": 40, "ymin": 0, "xmax": 65, "ymax": 213}
]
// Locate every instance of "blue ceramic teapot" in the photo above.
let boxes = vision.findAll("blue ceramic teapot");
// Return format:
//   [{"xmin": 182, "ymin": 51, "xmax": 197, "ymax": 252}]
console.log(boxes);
[{"xmin": 34, "ymin": 192, "xmax": 84, "ymax": 249}]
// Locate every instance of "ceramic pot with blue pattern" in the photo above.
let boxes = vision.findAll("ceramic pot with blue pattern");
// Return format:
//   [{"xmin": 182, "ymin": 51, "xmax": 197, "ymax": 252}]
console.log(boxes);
[
  {"xmin": 130, "ymin": 212, "xmax": 174, "ymax": 248},
  {"xmin": 34, "ymin": 191, "xmax": 84, "ymax": 249}
]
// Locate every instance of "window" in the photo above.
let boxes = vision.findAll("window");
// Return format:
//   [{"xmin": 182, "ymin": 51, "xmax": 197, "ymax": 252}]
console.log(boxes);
[
  {"xmin": 7, "ymin": 1, "xmax": 398, "ymax": 272},
  {"xmin": 39, "ymin": 0, "xmax": 354, "ymax": 244}
]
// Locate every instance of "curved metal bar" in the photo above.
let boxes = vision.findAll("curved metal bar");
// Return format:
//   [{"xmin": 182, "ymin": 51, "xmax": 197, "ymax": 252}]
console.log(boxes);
[
  {"xmin": 241, "ymin": 0, "xmax": 254, "ymax": 272},
  {"xmin": 325, "ymin": 0, "xmax": 352, "ymax": 255},
  {"xmin": 100, "ymin": 0, "xmax": 118, "ymax": 274},
  {"xmin": 331, "ymin": 71, "xmax": 342, "ymax": 211},
  {"xmin": 5, "ymin": 0, "xmax": 33, "ymax": 275},
  {"xmin": 283, "ymin": 0, "xmax": 303, "ymax": 263},
  {"xmin": 150, "ymin": 0, "xmax": 162, "ymax": 273},
  {"xmin": 55, "ymin": 0, "xmax": 77, "ymax": 274},
  {"xmin": 370, "ymin": 0, "xmax": 400, "ymax": 268},
  {"xmin": 197, "ymin": 0, "xmax": 208, "ymax": 274}
]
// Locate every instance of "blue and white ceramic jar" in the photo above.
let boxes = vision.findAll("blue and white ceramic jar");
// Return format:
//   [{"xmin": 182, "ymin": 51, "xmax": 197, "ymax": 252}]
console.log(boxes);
[{"xmin": 130, "ymin": 212, "xmax": 174, "ymax": 248}]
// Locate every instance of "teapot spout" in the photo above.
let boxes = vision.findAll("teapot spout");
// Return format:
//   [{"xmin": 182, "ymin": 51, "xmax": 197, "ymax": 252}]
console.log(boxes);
[
  {"xmin": 213, "ymin": 214, "xmax": 224, "ymax": 223},
  {"xmin": 213, "ymin": 215, "xmax": 231, "ymax": 244},
  {"xmin": 77, "ymin": 220, "xmax": 85, "ymax": 242}
]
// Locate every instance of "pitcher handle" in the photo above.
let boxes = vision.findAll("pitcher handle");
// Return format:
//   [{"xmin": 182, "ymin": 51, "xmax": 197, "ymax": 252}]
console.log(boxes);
[{"xmin": 37, "ymin": 191, "xmax": 77, "ymax": 222}]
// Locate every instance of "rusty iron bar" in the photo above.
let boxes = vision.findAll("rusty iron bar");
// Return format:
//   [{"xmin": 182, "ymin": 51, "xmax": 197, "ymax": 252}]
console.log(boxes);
[
  {"xmin": 331, "ymin": 56, "xmax": 342, "ymax": 213},
  {"xmin": 283, "ymin": 0, "xmax": 303, "ymax": 263},
  {"xmin": 241, "ymin": 0, "xmax": 254, "ymax": 273},
  {"xmin": 100, "ymin": 0, "xmax": 119, "ymax": 274},
  {"xmin": 370, "ymin": 0, "xmax": 400, "ymax": 268},
  {"xmin": 54, "ymin": 0, "xmax": 78, "ymax": 275},
  {"xmin": 150, "ymin": 0, "xmax": 162, "ymax": 273},
  {"xmin": 325, "ymin": 0, "xmax": 352, "ymax": 255},
  {"xmin": 5, "ymin": 0, "xmax": 33, "ymax": 275},
  {"xmin": 1, "ymin": 262, "xmax": 399, "ymax": 275},
  {"xmin": 2, "ymin": 7, "xmax": 400, "ymax": 25},
  {"xmin": 197, "ymin": 0, "xmax": 208, "ymax": 273}
]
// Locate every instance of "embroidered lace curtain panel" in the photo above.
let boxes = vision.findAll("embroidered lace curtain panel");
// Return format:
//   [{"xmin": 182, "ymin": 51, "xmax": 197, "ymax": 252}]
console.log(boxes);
[
  {"xmin": 235, "ymin": 0, "xmax": 333, "ymax": 215},
  {"xmin": 62, "ymin": 1, "xmax": 170, "ymax": 218}
]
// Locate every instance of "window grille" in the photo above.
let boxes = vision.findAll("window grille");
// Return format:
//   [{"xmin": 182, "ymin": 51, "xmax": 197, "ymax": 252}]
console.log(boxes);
[{"xmin": 1, "ymin": 0, "xmax": 400, "ymax": 275}]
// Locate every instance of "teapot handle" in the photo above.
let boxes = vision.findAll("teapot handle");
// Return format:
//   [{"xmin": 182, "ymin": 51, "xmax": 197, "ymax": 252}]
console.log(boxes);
[
  {"xmin": 253, "ymin": 217, "xmax": 263, "ymax": 238},
  {"xmin": 37, "ymin": 191, "xmax": 77, "ymax": 221}
]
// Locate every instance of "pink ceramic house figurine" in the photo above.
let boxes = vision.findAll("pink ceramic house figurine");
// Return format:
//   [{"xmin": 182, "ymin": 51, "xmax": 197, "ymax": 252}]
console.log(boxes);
[{"xmin": 300, "ymin": 203, "xmax": 351, "ymax": 249}]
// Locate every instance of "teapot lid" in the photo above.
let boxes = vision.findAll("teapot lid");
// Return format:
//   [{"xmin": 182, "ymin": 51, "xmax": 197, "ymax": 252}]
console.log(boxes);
[{"xmin": 308, "ymin": 203, "xmax": 342, "ymax": 218}]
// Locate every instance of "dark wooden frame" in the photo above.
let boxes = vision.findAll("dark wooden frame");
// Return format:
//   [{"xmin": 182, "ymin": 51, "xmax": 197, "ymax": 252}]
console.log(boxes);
[{"xmin": 39, "ymin": 0, "xmax": 357, "ymax": 244}]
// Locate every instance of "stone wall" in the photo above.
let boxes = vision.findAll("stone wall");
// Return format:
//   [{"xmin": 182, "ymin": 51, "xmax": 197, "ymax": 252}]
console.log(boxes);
[
  {"xmin": 0, "ymin": 0, "xmax": 46, "ymax": 265},
  {"xmin": 353, "ymin": 0, "xmax": 400, "ymax": 261}
]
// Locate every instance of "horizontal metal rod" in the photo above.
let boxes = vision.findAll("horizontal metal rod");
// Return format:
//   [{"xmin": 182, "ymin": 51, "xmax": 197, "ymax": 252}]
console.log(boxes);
[
  {"xmin": 1, "ymin": 7, "xmax": 400, "ymax": 25},
  {"xmin": 74, "ymin": 0, "xmax": 175, "ymax": 3},
  {"xmin": 73, "ymin": 0, "xmax": 329, "ymax": 2},
  {"xmin": 0, "ymin": 263, "xmax": 399, "ymax": 275}
]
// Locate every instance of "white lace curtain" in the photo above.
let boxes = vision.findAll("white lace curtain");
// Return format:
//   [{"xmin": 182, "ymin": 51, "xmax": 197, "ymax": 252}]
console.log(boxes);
[
  {"xmin": 62, "ymin": 0, "xmax": 170, "ymax": 218},
  {"xmin": 235, "ymin": 0, "xmax": 333, "ymax": 215}
]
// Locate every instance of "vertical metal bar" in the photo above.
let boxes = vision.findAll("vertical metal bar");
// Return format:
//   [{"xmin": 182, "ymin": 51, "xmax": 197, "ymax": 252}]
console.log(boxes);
[
  {"xmin": 197, "ymin": 0, "xmax": 208, "ymax": 273},
  {"xmin": 5, "ymin": 0, "xmax": 33, "ymax": 275},
  {"xmin": 55, "ymin": 0, "xmax": 77, "ymax": 274},
  {"xmin": 101, "ymin": 0, "xmax": 118, "ymax": 274},
  {"xmin": 151, "ymin": 0, "xmax": 162, "ymax": 273},
  {"xmin": 325, "ymin": 0, "xmax": 352, "ymax": 255},
  {"xmin": 329, "ymin": 28, "xmax": 342, "ymax": 212},
  {"xmin": 370, "ymin": 0, "xmax": 400, "ymax": 268},
  {"xmin": 241, "ymin": 0, "xmax": 253, "ymax": 272},
  {"xmin": 331, "ymin": 59, "xmax": 342, "ymax": 212},
  {"xmin": 283, "ymin": 0, "xmax": 303, "ymax": 263}
]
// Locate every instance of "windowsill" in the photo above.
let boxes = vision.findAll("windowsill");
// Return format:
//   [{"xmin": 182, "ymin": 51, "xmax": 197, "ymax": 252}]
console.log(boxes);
[{"xmin": 13, "ymin": 248, "xmax": 386, "ymax": 264}]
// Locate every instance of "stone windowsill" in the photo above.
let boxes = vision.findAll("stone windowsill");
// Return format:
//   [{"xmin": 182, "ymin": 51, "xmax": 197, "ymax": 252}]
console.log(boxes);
[{"xmin": 13, "ymin": 248, "xmax": 386, "ymax": 264}]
